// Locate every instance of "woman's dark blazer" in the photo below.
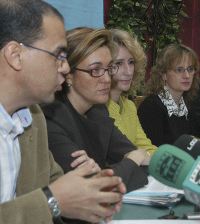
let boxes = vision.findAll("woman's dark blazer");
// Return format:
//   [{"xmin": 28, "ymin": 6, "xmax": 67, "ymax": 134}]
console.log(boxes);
[{"xmin": 42, "ymin": 96, "xmax": 148, "ymax": 192}]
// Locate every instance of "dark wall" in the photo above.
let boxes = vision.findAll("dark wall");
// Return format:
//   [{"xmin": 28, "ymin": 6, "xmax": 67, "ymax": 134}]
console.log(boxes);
[
  {"xmin": 179, "ymin": 0, "xmax": 200, "ymax": 58},
  {"xmin": 104, "ymin": 0, "xmax": 112, "ymax": 24}
]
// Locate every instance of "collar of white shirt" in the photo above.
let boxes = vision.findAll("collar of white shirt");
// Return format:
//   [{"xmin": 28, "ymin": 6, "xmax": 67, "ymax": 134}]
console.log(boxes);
[{"xmin": 0, "ymin": 104, "xmax": 32, "ymax": 138}]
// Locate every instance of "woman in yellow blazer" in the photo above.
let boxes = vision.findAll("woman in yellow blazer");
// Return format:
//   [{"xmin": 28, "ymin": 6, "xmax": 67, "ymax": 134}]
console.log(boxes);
[{"xmin": 107, "ymin": 29, "xmax": 157, "ymax": 155}]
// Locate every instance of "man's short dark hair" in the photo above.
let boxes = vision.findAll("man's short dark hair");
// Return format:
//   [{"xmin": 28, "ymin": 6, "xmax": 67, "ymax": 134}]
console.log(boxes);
[{"xmin": 0, "ymin": 0, "xmax": 64, "ymax": 49}]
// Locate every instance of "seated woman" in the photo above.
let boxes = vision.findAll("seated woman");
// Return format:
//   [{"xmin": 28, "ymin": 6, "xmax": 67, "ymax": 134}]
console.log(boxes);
[
  {"xmin": 138, "ymin": 44, "xmax": 200, "ymax": 146},
  {"xmin": 42, "ymin": 27, "xmax": 149, "ymax": 192},
  {"xmin": 107, "ymin": 28, "xmax": 157, "ymax": 155}
]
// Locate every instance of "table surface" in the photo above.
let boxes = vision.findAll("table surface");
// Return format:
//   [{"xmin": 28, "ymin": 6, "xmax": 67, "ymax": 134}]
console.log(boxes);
[{"xmin": 114, "ymin": 199, "xmax": 195, "ymax": 220}]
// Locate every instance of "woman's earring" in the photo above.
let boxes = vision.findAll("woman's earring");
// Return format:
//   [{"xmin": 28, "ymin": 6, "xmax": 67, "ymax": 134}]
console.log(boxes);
[
  {"xmin": 162, "ymin": 74, "xmax": 167, "ymax": 86},
  {"xmin": 67, "ymin": 83, "xmax": 72, "ymax": 87}
]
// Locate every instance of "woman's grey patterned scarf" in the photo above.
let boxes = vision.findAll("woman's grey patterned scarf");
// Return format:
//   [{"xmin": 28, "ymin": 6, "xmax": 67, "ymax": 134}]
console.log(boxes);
[{"xmin": 158, "ymin": 86, "xmax": 188, "ymax": 118}]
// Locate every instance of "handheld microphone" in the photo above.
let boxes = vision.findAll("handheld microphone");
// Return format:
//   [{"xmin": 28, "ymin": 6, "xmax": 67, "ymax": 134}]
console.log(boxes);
[
  {"xmin": 149, "ymin": 144, "xmax": 200, "ymax": 206},
  {"xmin": 174, "ymin": 134, "xmax": 200, "ymax": 159},
  {"xmin": 149, "ymin": 144, "xmax": 194, "ymax": 189}
]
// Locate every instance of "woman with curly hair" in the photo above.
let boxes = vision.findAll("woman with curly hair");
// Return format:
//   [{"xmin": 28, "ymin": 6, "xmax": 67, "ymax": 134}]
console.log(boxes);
[
  {"xmin": 138, "ymin": 43, "xmax": 200, "ymax": 146},
  {"xmin": 107, "ymin": 29, "xmax": 157, "ymax": 155}
]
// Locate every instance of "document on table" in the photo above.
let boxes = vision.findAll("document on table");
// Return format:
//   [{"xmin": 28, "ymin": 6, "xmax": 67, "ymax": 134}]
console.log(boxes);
[
  {"xmin": 108, "ymin": 220, "xmax": 199, "ymax": 224},
  {"xmin": 123, "ymin": 176, "xmax": 184, "ymax": 207}
]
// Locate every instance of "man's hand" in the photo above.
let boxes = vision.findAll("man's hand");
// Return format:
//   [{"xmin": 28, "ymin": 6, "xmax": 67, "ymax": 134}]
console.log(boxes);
[
  {"xmin": 49, "ymin": 164, "xmax": 125, "ymax": 223},
  {"xmin": 94, "ymin": 169, "xmax": 126, "ymax": 222}
]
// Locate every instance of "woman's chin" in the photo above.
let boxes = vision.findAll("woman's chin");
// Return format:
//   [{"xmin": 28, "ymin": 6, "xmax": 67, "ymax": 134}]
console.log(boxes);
[
  {"xmin": 95, "ymin": 96, "xmax": 109, "ymax": 104},
  {"xmin": 118, "ymin": 83, "xmax": 131, "ymax": 92}
]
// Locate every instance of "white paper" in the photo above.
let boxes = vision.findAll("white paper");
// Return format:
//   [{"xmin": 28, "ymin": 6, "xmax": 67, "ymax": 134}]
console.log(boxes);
[
  {"xmin": 123, "ymin": 176, "xmax": 184, "ymax": 207},
  {"xmin": 130, "ymin": 176, "xmax": 184, "ymax": 194}
]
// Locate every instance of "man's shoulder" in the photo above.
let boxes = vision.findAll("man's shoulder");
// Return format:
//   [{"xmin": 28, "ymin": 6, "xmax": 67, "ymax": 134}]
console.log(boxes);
[
  {"xmin": 29, "ymin": 104, "xmax": 45, "ymax": 124},
  {"xmin": 29, "ymin": 104, "xmax": 43, "ymax": 114}
]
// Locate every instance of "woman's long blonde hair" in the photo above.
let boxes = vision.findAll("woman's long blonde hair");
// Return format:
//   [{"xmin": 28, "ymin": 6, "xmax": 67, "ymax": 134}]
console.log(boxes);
[{"xmin": 110, "ymin": 28, "xmax": 147, "ymax": 96}]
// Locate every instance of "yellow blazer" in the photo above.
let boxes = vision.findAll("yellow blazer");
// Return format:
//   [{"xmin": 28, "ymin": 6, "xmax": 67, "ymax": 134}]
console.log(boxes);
[
  {"xmin": 0, "ymin": 104, "xmax": 63, "ymax": 224},
  {"xmin": 107, "ymin": 96, "xmax": 157, "ymax": 154}
]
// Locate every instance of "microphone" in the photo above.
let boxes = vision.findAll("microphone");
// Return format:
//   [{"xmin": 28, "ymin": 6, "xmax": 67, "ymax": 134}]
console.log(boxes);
[
  {"xmin": 149, "ymin": 144, "xmax": 194, "ymax": 189},
  {"xmin": 149, "ymin": 144, "xmax": 200, "ymax": 206},
  {"xmin": 174, "ymin": 134, "xmax": 200, "ymax": 159}
]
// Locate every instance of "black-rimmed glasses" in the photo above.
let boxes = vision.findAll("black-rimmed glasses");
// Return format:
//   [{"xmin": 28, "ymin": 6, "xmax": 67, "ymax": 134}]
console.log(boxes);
[
  {"xmin": 19, "ymin": 43, "xmax": 67, "ymax": 62},
  {"xmin": 173, "ymin": 66, "xmax": 196, "ymax": 75},
  {"xmin": 74, "ymin": 64, "xmax": 119, "ymax": 77}
]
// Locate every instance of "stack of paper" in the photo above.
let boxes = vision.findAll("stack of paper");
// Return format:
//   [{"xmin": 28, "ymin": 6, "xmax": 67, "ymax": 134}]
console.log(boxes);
[{"xmin": 123, "ymin": 176, "xmax": 184, "ymax": 207}]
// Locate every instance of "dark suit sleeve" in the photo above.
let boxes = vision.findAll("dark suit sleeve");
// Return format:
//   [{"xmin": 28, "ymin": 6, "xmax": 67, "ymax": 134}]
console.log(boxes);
[
  {"xmin": 107, "ymin": 124, "xmax": 137, "ymax": 162},
  {"xmin": 106, "ymin": 122, "xmax": 148, "ymax": 192},
  {"xmin": 111, "ymin": 159, "xmax": 148, "ymax": 192},
  {"xmin": 46, "ymin": 119, "xmax": 80, "ymax": 173}
]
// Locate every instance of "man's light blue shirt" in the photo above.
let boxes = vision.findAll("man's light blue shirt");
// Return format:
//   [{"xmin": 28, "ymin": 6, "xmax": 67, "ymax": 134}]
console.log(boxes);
[{"xmin": 0, "ymin": 104, "xmax": 32, "ymax": 203}]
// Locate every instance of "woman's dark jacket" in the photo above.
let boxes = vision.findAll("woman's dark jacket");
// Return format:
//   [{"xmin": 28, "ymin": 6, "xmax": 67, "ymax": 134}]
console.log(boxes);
[{"xmin": 42, "ymin": 95, "xmax": 148, "ymax": 192}]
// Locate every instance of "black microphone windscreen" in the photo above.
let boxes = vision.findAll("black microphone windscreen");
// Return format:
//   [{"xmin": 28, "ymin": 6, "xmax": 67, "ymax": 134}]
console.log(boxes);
[{"xmin": 174, "ymin": 134, "xmax": 200, "ymax": 159}]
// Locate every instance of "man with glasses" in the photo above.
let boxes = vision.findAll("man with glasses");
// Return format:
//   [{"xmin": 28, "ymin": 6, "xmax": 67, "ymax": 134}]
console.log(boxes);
[{"xmin": 0, "ymin": 1, "xmax": 126, "ymax": 224}]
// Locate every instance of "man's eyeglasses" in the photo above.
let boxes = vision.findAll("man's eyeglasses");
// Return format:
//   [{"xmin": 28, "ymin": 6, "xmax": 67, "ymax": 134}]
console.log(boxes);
[
  {"xmin": 74, "ymin": 64, "xmax": 119, "ymax": 77},
  {"xmin": 20, "ymin": 43, "xmax": 67, "ymax": 62},
  {"xmin": 173, "ymin": 66, "xmax": 196, "ymax": 75}
]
